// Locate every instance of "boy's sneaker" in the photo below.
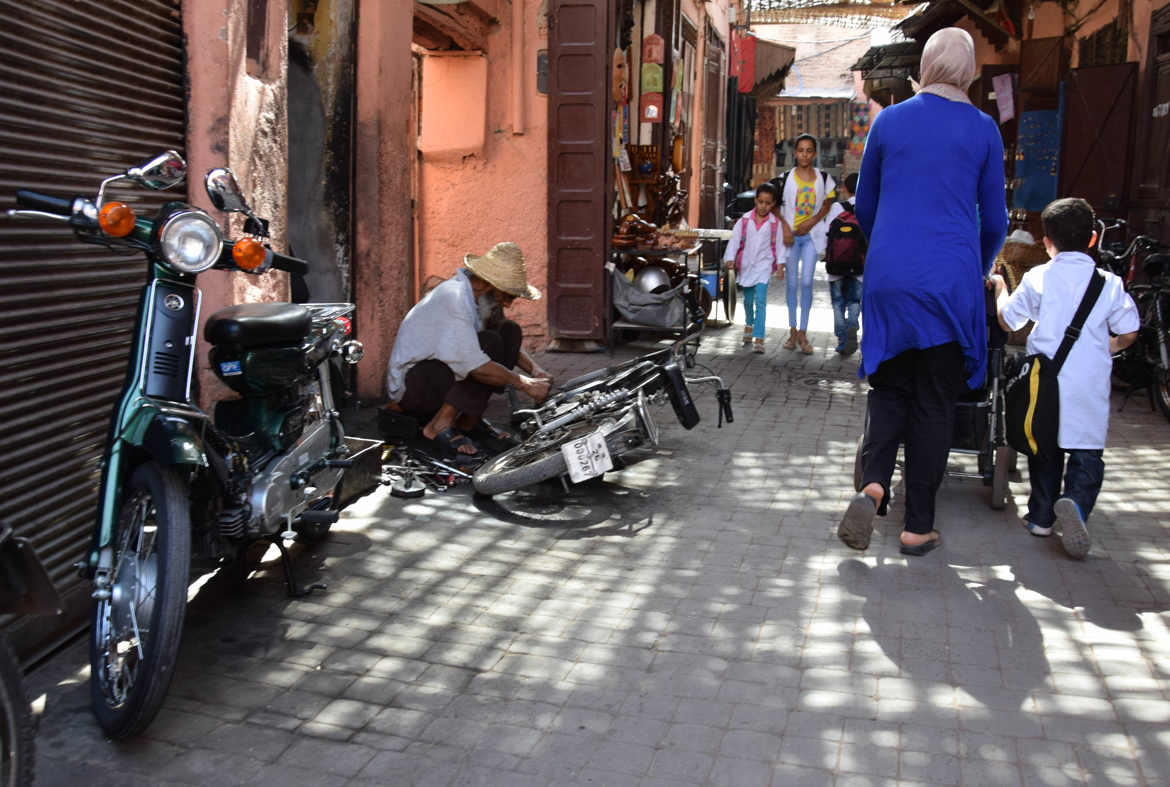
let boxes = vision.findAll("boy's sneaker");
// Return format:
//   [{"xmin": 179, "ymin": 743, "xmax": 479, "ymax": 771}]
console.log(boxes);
[
  {"xmin": 1023, "ymin": 520, "xmax": 1052, "ymax": 537},
  {"xmin": 1055, "ymin": 497, "xmax": 1090, "ymax": 559}
]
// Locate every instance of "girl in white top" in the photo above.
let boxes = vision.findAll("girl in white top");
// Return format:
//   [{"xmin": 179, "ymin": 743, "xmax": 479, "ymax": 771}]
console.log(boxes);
[
  {"xmin": 723, "ymin": 182, "xmax": 782, "ymax": 353},
  {"xmin": 773, "ymin": 134, "xmax": 836, "ymax": 354}
]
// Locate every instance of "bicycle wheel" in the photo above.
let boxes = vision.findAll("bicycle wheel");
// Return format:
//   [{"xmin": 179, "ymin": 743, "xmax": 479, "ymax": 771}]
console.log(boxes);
[
  {"xmin": 0, "ymin": 636, "xmax": 34, "ymax": 786},
  {"xmin": 90, "ymin": 461, "xmax": 191, "ymax": 739},
  {"xmin": 473, "ymin": 420, "xmax": 635, "ymax": 496}
]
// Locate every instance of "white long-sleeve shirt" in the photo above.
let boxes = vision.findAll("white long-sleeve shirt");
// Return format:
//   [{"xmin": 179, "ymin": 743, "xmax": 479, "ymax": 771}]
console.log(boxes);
[
  {"xmin": 723, "ymin": 212, "xmax": 780, "ymax": 287},
  {"xmin": 385, "ymin": 269, "xmax": 491, "ymax": 401},
  {"xmin": 1000, "ymin": 251, "xmax": 1139, "ymax": 448}
]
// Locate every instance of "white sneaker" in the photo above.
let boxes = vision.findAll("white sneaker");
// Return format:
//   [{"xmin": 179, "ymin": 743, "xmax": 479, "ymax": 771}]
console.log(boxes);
[
  {"xmin": 1055, "ymin": 498, "xmax": 1090, "ymax": 559},
  {"xmin": 1024, "ymin": 520, "xmax": 1052, "ymax": 537}
]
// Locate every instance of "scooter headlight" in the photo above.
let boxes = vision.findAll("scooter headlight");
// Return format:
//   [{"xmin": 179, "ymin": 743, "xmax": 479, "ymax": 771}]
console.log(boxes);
[{"xmin": 158, "ymin": 210, "xmax": 222, "ymax": 274}]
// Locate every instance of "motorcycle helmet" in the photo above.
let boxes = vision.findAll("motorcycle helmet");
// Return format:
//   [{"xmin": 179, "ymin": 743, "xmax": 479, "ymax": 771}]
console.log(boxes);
[{"xmin": 634, "ymin": 265, "xmax": 672, "ymax": 294}]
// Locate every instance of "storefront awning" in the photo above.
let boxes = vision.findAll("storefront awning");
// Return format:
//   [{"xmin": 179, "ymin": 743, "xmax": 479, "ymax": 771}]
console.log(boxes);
[{"xmin": 730, "ymin": 30, "xmax": 796, "ymax": 100}]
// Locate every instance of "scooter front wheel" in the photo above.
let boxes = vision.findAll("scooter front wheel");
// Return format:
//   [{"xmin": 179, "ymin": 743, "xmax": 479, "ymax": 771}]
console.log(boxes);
[{"xmin": 90, "ymin": 461, "xmax": 191, "ymax": 739}]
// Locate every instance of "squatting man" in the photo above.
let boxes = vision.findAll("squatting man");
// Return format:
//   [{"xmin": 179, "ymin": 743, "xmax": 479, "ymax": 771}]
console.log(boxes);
[{"xmin": 384, "ymin": 242, "xmax": 552, "ymax": 458}]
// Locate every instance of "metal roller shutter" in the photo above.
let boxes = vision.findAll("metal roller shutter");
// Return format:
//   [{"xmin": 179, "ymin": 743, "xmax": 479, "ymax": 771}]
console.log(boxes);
[{"xmin": 0, "ymin": 0, "xmax": 185, "ymax": 661}]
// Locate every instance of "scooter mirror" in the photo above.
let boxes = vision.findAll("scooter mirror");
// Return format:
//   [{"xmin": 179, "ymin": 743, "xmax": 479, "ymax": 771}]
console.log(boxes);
[
  {"xmin": 204, "ymin": 167, "xmax": 251, "ymax": 214},
  {"xmin": 126, "ymin": 150, "xmax": 186, "ymax": 190}
]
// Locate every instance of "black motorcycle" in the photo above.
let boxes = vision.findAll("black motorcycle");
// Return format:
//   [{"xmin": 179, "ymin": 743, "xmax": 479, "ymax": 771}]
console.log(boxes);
[{"xmin": 6, "ymin": 152, "xmax": 381, "ymax": 739}]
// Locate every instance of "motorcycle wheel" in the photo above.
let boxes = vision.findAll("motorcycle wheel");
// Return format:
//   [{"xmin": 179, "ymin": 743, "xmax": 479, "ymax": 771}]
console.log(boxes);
[
  {"xmin": 473, "ymin": 421, "xmax": 627, "ymax": 496},
  {"xmin": 0, "ymin": 635, "xmax": 34, "ymax": 786},
  {"xmin": 90, "ymin": 461, "xmax": 191, "ymax": 740}
]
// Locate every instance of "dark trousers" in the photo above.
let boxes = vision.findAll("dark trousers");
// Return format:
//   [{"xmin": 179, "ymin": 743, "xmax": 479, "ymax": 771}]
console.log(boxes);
[
  {"xmin": 859, "ymin": 343, "xmax": 965, "ymax": 534},
  {"xmin": 397, "ymin": 320, "xmax": 522, "ymax": 422},
  {"xmin": 1026, "ymin": 449, "xmax": 1104, "ymax": 527}
]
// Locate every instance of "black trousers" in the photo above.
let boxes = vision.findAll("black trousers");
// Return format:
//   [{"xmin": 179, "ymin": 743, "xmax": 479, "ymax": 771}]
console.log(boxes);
[
  {"xmin": 858, "ymin": 343, "xmax": 965, "ymax": 535},
  {"xmin": 397, "ymin": 320, "xmax": 522, "ymax": 422}
]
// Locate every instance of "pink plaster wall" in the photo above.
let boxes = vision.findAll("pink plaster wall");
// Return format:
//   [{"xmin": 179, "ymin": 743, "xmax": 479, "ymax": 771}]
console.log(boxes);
[
  {"xmin": 353, "ymin": 0, "xmax": 414, "ymax": 399},
  {"xmin": 416, "ymin": 0, "xmax": 549, "ymax": 348},
  {"xmin": 418, "ymin": 53, "xmax": 489, "ymax": 156},
  {"xmin": 184, "ymin": 0, "xmax": 290, "ymax": 408}
]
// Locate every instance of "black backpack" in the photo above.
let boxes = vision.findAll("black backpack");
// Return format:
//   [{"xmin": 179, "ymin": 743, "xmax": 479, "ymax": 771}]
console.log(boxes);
[{"xmin": 824, "ymin": 202, "xmax": 867, "ymax": 277}]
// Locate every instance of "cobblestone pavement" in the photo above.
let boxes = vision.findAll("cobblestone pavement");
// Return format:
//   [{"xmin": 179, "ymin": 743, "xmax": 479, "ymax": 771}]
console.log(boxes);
[{"xmin": 27, "ymin": 276, "xmax": 1170, "ymax": 786}]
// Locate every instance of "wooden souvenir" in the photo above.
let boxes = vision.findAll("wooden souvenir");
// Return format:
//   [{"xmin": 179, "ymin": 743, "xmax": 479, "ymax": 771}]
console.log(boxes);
[{"xmin": 642, "ymin": 33, "xmax": 664, "ymax": 64}]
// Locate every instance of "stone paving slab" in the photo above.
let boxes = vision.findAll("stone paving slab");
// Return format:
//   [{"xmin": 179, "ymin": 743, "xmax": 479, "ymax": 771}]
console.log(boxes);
[{"xmin": 26, "ymin": 277, "xmax": 1170, "ymax": 786}]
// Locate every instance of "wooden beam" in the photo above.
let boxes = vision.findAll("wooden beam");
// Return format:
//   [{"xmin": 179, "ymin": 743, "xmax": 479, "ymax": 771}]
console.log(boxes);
[{"xmin": 413, "ymin": 1, "xmax": 490, "ymax": 51}]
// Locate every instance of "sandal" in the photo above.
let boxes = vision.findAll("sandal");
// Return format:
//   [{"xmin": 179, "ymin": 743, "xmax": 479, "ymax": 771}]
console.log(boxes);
[
  {"xmin": 752, "ymin": 338, "xmax": 765, "ymax": 354},
  {"xmin": 466, "ymin": 419, "xmax": 519, "ymax": 450},
  {"xmin": 743, "ymin": 326, "xmax": 753, "ymax": 345},
  {"xmin": 429, "ymin": 426, "xmax": 482, "ymax": 459},
  {"xmin": 797, "ymin": 331, "xmax": 814, "ymax": 355},
  {"xmin": 782, "ymin": 329, "xmax": 798, "ymax": 350}
]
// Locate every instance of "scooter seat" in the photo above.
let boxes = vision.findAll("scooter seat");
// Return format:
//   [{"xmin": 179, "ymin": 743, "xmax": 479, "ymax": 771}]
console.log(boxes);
[{"xmin": 204, "ymin": 303, "xmax": 312, "ymax": 348}]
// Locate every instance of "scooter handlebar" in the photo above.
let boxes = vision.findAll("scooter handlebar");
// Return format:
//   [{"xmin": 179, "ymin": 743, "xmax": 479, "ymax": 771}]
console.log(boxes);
[
  {"xmin": 270, "ymin": 251, "xmax": 309, "ymax": 275},
  {"xmin": 16, "ymin": 190, "xmax": 74, "ymax": 215}
]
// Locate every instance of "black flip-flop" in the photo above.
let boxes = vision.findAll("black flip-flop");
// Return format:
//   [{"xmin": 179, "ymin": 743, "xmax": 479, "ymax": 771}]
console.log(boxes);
[
  {"xmin": 899, "ymin": 537, "xmax": 940, "ymax": 556},
  {"xmin": 467, "ymin": 419, "xmax": 518, "ymax": 448},
  {"xmin": 430, "ymin": 426, "xmax": 482, "ymax": 459}
]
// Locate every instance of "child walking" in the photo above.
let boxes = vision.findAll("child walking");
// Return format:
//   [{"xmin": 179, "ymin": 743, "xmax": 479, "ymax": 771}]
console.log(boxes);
[
  {"xmin": 992, "ymin": 197, "xmax": 1139, "ymax": 559},
  {"xmin": 771, "ymin": 133, "xmax": 836, "ymax": 354},
  {"xmin": 824, "ymin": 172, "xmax": 864, "ymax": 355},
  {"xmin": 723, "ymin": 181, "xmax": 782, "ymax": 353}
]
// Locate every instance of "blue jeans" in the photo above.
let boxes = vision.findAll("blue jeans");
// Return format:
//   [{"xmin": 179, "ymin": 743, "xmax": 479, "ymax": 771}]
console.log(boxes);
[
  {"xmin": 742, "ymin": 282, "xmax": 769, "ymax": 340},
  {"xmin": 829, "ymin": 277, "xmax": 862, "ymax": 345},
  {"xmin": 1026, "ymin": 449, "xmax": 1105, "ymax": 527},
  {"xmin": 786, "ymin": 234, "xmax": 817, "ymax": 331}
]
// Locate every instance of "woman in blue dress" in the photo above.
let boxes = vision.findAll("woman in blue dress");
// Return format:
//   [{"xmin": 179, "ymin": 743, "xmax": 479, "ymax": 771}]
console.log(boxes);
[{"xmin": 837, "ymin": 27, "xmax": 1008, "ymax": 556}]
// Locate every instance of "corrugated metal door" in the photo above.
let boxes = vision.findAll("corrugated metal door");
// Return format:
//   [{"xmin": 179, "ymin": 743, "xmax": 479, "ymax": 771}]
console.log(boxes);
[
  {"xmin": 0, "ymin": 0, "xmax": 186, "ymax": 660},
  {"xmin": 546, "ymin": 0, "xmax": 612, "ymax": 343}
]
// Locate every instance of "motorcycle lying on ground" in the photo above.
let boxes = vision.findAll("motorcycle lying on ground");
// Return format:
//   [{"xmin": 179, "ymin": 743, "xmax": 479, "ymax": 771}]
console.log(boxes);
[
  {"xmin": 7, "ymin": 152, "xmax": 381, "ymax": 739},
  {"xmin": 0, "ymin": 520, "xmax": 61, "ymax": 786},
  {"xmin": 1097, "ymin": 219, "xmax": 1170, "ymax": 419},
  {"xmin": 473, "ymin": 337, "xmax": 733, "ymax": 496}
]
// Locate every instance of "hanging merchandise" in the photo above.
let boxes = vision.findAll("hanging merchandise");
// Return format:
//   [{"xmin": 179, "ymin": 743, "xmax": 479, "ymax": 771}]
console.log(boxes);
[
  {"xmin": 670, "ymin": 59, "xmax": 683, "ymax": 126},
  {"xmin": 640, "ymin": 92, "xmax": 663, "ymax": 121},
  {"xmin": 642, "ymin": 33, "xmax": 665, "ymax": 64},
  {"xmin": 612, "ymin": 48, "xmax": 629, "ymax": 104},
  {"xmin": 641, "ymin": 62, "xmax": 663, "ymax": 93}
]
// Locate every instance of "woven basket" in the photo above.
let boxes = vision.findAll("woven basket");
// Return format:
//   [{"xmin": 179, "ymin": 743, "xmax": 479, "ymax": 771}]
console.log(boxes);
[{"xmin": 996, "ymin": 243, "xmax": 1047, "ymax": 346}]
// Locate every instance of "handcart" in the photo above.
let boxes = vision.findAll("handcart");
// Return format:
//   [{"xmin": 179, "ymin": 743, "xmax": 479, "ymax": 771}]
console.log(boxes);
[{"xmin": 853, "ymin": 290, "xmax": 1018, "ymax": 509}]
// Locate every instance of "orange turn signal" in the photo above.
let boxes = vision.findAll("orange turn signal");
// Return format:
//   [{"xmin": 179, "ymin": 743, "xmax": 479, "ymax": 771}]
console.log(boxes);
[
  {"xmin": 232, "ymin": 237, "xmax": 268, "ymax": 271},
  {"xmin": 98, "ymin": 202, "xmax": 135, "ymax": 237}
]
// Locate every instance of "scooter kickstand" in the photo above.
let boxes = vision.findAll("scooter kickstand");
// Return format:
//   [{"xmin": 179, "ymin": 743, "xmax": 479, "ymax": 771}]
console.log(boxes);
[{"xmin": 271, "ymin": 536, "xmax": 327, "ymax": 598}]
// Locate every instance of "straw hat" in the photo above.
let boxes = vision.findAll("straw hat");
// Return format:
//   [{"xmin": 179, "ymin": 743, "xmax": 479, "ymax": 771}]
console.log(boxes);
[{"xmin": 464, "ymin": 242, "xmax": 541, "ymax": 300}]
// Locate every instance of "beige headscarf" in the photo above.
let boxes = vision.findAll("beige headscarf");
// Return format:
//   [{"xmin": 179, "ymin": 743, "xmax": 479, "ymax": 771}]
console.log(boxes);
[{"xmin": 913, "ymin": 27, "xmax": 975, "ymax": 105}]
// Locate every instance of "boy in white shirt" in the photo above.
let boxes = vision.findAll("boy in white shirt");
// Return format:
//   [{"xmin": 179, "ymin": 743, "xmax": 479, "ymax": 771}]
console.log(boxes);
[
  {"xmin": 992, "ymin": 198, "xmax": 1139, "ymax": 559},
  {"xmin": 723, "ymin": 182, "xmax": 782, "ymax": 353}
]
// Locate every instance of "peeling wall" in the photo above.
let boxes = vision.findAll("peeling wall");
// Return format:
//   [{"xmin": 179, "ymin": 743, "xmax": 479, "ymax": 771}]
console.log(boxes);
[
  {"xmin": 185, "ymin": 0, "xmax": 291, "ymax": 408},
  {"xmin": 416, "ymin": 0, "xmax": 549, "ymax": 349},
  {"xmin": 288, "ymin": 0, "xmax": 356, "ymax": 303}
]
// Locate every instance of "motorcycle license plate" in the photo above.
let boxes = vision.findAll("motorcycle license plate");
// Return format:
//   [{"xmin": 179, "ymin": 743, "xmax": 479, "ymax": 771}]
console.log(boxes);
[{"xmin": 561, "ymin": 429, "xmax": 613, "ymax": 483}]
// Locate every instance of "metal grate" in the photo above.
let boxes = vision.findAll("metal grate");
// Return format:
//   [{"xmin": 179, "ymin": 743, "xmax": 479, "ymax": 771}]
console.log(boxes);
[{"xmin": 0, "ymin": 0, "xmax": 185, "ymax": 661}]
